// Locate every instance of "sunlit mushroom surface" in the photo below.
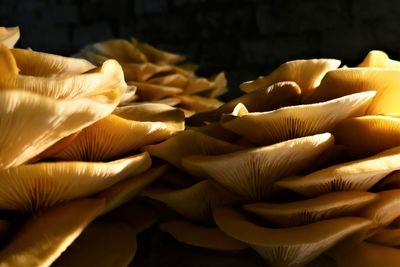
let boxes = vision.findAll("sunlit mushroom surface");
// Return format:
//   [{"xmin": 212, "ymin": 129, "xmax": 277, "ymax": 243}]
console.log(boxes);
[{"xmin": 2, "ymin": 25, "xmax": 400, "ymax": 267}]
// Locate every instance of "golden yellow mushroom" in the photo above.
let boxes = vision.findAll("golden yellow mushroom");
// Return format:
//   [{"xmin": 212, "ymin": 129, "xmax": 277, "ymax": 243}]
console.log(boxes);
[
  {"xmin": 240, "ymin": 58, "xmax": 341, "ymax": 95},
  {"xmin": 333, "ymin": 115, "xmax": 400, "ymax": 158},
  {"xmin": 142, "ymin": 130, "xmax": 243, "ymax": 169},
  {"xmin": 304, "ymin": 68, "xmax": 400, "ymax": 114},
  {"xmin": 276, "ymin": 146, "xmax": 400, "ymax": 197},
  {"xmin": 131, "ymin": 37, "xmax": 185, "ymax": 64},
  {"xmin": 358, "ymin": 50, "xmax": 400, "ymax": 68},
  {"xmin": 0, "ymin": 26, "xmax": 19, "ymax": 48},
  {"xmin": 0, "ymin": 198, "xmax": 105, "ymax": 267},
  {"xmin": 214, "ymin": 207, "xmax": 371, "ymax": 267},
  {"xmin": 0, "ymin": 152, "xmax": 151, "ymax": 211},
  {"xmin": 11, "ymin": 48, "xmax": 95, "ymax": 78},
  {"xmin": 222, "ymin": 91, "xmax": 375, "ymax": 145},
  {"xmin": 368, "ymin": 227, "xmax": 400, "ymax": 247},
  {"xmin": 243, "ymin": 191, "xmax": 377, "ymax": 227},
  {"xmin": 0, "ymin": 87, "xmax": 121, "ymax": 169},
  {"xmin": 129, "ymin": 81, "xmax": 183, "ymax": 101},
  {"xmin": 143, "ymin": 179, "xmax": 239, "ymax": 223},
  {"xmin": 160, "ymin": 220, "xmax": 247, "ymax": 251},
  {"xmin": 182, "ymin": 133, "xmax": 334, "ymax": 201}
]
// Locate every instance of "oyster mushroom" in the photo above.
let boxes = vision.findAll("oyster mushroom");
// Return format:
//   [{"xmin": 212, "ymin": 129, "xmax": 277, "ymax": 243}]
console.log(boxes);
[
  {"xmin": 213, "ymin": 207, "xmax": 371, "ymax": 267},
  {"xmin": 358, "ymin": 50, "xmax": 400, "ymax": 68},
  {"xmin": 240, "ymin": 58, "xmax": 341, "ymax": 95},
  {"xmin": 182, "ymin": 133, "xmax": 334, "ymax": 201},
  {"xmin": 0, "ymin": 26, "xmax": 19, "ymax": 48},
  {"xmin": 222, "ymin": 91, "xmax": 375, "ymax": 145},
  {"xmin": 243, "ymin": 191, "xmax": 377, "ymax": 227}
]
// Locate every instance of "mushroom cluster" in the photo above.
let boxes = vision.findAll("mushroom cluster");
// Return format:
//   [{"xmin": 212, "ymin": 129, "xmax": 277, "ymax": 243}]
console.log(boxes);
[
  {"xmin": 0, "ymin": 26, "xmax": 186, "ymax": 266},
  {"xmin": 78, "ymin": 38, "xmax": 227, "ymax": 117},
  {"xmin": 143, "ymin": 50, "xmax": 400, "ymax": 267}
]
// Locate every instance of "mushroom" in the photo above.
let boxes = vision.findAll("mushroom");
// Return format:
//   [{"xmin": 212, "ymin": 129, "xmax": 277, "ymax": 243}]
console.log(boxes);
[
  {"xmin": 0, "ymin": 87, "xmax": 121, "ymax": 169},
  {"xmin": 182, "ymin": 133, "xmax": 334, "ymax": 201},
  {"xmin": 160, "ymin": 220, "xmax": 247, "ymax": 251},
  {"xmin": 222, "ymin": 91, "xmax": 375, "ymax": 145},
  {"xmin": 142, "ymin": 130, "xmax": 244, "ymax": 170},
  {"xmin": 143, "ymin": 179, "xmax": 239, "ymax": 223},
  {"xmin": 0, "ymin": 198, "xmax": 105, "ymax": 267},
  {"xmin": 330, "ymin": 242, "xmax": 400, "ymax": 267},
  {"xmin": 243, "ymin": 191, "xmax": 377, "ymax": 227},
  {"xmin": 0, "ymin": 152, "xmax": 151, "ymax": 211},
  {"xmin": 368, "ymin": 227, "xmax": 400, "ymax": 247},
  {"xmin": 358, "ymin": 50, "xmax": 400, "ymax": 68},
  {"xmin": 240, "ymin": 59, "xmax": 341, "ymax": 96},
  {"xmin": 11, "ymin": 48, "xmax": 95, "ymax": 78},
  {"xmin": 276, "ymin": 146, "xmax": 400, "ymax": 197},
  {"xmin": 333, "ymin": 115, "xmax": 400, "ymax": 159},
  {"xmin": 213, "ymin": 207, "xmax": 371, "ymax": 267},
  {"xmin": 54, "ymin": 104, "xmax": 184, "ymax": 161},
  {"xmin": 304, "ymin": 68, "xmax": 400, "ymax": 114},
  {"xmin": 129, "ymin": 81, "xmax": 183, "ymax": 101},
  {"xmin": 0, "ymin": 26, "xmax": 19, "ymax": 48}
]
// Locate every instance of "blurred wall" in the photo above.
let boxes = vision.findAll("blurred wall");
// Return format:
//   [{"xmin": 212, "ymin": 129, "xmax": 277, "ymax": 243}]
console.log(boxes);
[{"xmin": 1, "ymin": 0, "xmax": 400, "ymax": 99}]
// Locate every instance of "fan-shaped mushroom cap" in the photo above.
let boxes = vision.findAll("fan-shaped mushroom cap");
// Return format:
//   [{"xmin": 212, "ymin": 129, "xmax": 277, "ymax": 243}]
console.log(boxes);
[
  {"xmin": 53, "ymin": 222, "xmax": 137, "ymax": 267},
  {"xmin": 214, "ymin": 207, "xmax": 371, "ymax": 267},
  {"xmin": 368, "ymin": 227, "xmax": 400, "ymax": 247},
  {"xmin": 143, "ymin": 179, "xmax": 239, "ymax": 223},
  {"xmin": 330, "ymin": 242, "xmax": 400, "ymax": 267},
  {"xmin": 0, "ymin": 198, "xmax": 105, "ymax": 267},
  {"xmin": 176, "ymin": 95, "xmax": 224, "ymax": 115},
  {"xmin": 129, "ymin": 81, "xmax": 183, "ymax": 101},
  {"xmin": 54, "ymin": 104, "xmax": 184, "ymax": 161},
  {"xmin": 82, "ymin": 39, "xmax": 148, "ymax": 63},
  {"xmin": 131, "ymin": 37, "xmax": 185, "ymax": 64},
  {"xmin": 182, "ymin": 133, "xmax": 334, "ymax": 201},
  {"xmin": 142, "ymin": 130, "xmax": 243, "ymax": 169},
  {"xmin": 333, "ymin": 115, "xmax": 400, "ymax": 158},
  {"xmin": 193, "ymin": 81, "xmax": 301, "ymax": 122},
  {"xmin": 0, "ymin": 26, "xmax": 19, "ymax": 48},
  {"xmin": 357, "ymin": 190, "xmax": 400, "ymax": 232},
  {"xmin": 160, "ymin": 220, "xmax": 247, "ymax": 251},
  {"xmin": 276, "ymin": 146, "xmax": 400, "ymax": 197},
  {"xmin": 0, "ymin": 152, "xmax": 151, "ymax": 211},
  {"xmin": 0, "ymin": 86, "xmax": 121, "ymax": 169},
  {"xmin": 190, "ymin": 122, "xmax": 239, "ymax": 142},
  {"xmin": 223, "ymin": 91, "xmax": 375, "ymax": 146},
  {"xmin": 0, "ymin": 46, "xmax": 125, "ymax": 99},
  {"xmin": 147, "ymin": 73, "xmax": 188, "ymax": 88},
  {"xmin": 374, "ymin": 171, "xmax": 400, "ymax": 191},
  {"xmin": 304, "ymin": 68, "xmax": 400, "ymax": 114},
  {"xmin": 98, "ymin": 165, "xmax": 168, "ymax": 215},
  {"xmin": 240, "ymin": 59, "xmax": 341, "ymax": 95},
  {"xmin": 243, "ymin": 191, "xmax": 377, "ymax": 227},
  {"xmin": 122, "ymin": 62, "xmax": 172, "ymax": 82},
  {"xmin": 358, "ymin": 50, "xmax": 400, "ymax": 68},
  {"xmin": 11, "ymin": 48, "xmax": 95, "ymax": 77}
]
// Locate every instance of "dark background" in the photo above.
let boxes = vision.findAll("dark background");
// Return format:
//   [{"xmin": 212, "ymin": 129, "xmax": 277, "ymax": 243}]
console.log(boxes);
[{"xmin": 1, "ymin": 0, "xmax": 400, "ymax": 99}]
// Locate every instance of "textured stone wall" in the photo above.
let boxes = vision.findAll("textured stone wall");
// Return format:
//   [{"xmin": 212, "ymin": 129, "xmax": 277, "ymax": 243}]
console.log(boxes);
[{"xmin": 1, "ymin": 0, "xmax": 400, "ymax": 99}]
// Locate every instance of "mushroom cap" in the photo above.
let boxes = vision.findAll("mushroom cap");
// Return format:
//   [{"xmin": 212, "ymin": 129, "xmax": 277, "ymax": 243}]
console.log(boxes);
[
  {"xmin": 193, "ymin": 81, "xmax": 301, "ymax": 122},
  {"xmin": 147, "ymin": 73, "xmax": 188, "ymax": 88},
  {"xmin": 11, "ymin": 48, "xmax": 95, "ymax": 78},
  {"xmin": 129, "ymin": 81, "xmax": 183, "ymax": 101},
  {"xmin": 0, "ymin": 198, "xmax": 105, "ymax": 267},
  {"xmin": 222, "ymin": 91, "xmax": 375, "ymax": 146},
  {"xmin": 0, "ymin": 86, "xmax": 121, "ymax": 169},
  {"xmin": 143, "ymin": 179, "xmax": 240, "ymax": 223},
  {"xmin": 98, "ymin": 165, "xmax": 168, "ymax": 215},
  {"xmin": 182, "ymin": 133, "xmax": 334, "ymax": 201},
  {"xmin": 243, "ymin": 191, "xmax": 377, "ymax": 227},
  {"xmin": 330, "ymin": 242, "xmax": 400, "ymax": 267},
  {"xmin": 142, "ymin": 130, "xmax": 243, "ymax": 169},
  {"xmin": 240, "ymin": 58, "xmax": 341, "ymax": 95},
  {"xmin": 0, "ymin": 152, "xmax": 151, "ymax": 211},
  {"xmin": 122, "ymin": 62, "xmax": 172, "ymax": 82},
  {"xmin": 176, "ymin": 95, "xmax": 224, "ymax": 115},
  {"xmin": 53, "ymin": 222, "xmax": 137, "ymax": 267},
  {"xmin": 54, "ymin": 104, "xmax": 184, "ymax": 161},
  {"xmin": 276, "ymin": 146, "xmax": 400, "ymax": 197},
  {"xmin": 0, "ymin": 26, "xmax": 19, "ymax": 48},
  {"xmin": 304, "ymin": 68, "xmax": 400, "ymax": 114},
  {"xmin": 358, "ymin": 50, "xmax": 400, "ymax": 68},
  {"xmin": 160, "ymin": 220, "xmax": 247, "ymax": 251},
  {"xmin": 213, "ymin": 207, "xmax": 371, "ymax": 267},
  {"xmin": 333, "ymin": 115, "xmax": 400, "ymax": 159}
]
